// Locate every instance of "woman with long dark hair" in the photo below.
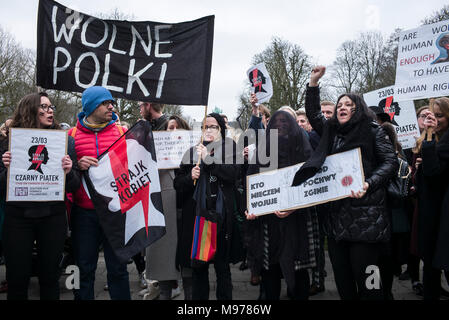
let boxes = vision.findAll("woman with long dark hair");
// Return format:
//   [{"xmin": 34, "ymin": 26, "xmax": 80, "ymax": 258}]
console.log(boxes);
[
  {"xmin": 293, "ymin": 66, "xmax": 398, "ymax": 300},
  {"xmin": 0, "ymin": 92, "xmax": 80, "ymax": 300},
  {"xmin": 245, "ymin": 110, "xmax": 319, "ymax": 300},
  {"xmin": 414, "ymin": 97, "xmax": 449, "ymax": 300}
]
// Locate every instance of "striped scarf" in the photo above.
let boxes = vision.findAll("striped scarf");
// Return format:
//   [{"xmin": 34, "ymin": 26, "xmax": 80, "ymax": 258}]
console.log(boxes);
[{"xmin": 82, "ymin": 117, "xmax": 109, "ymax": 132}]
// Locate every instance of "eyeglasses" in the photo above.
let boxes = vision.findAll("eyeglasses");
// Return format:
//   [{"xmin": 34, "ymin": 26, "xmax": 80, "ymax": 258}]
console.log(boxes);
[
  {"xmin": 101, "ymin": 100, "xmax": 115, "ymax": 107},
  {"xmin": 39, "ymin": 104, "xmax": 56, "ymax": 112},
  {"xmin": 418, "ymin": 114, "xmax": 427, "ymax": 119},
  {"xmin": 202, "ymin": 125, "xmax": 220, "ymax": 131}
]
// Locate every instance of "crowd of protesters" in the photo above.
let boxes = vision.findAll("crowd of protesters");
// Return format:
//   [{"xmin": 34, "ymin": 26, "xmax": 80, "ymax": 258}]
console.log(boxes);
[{"xmin": 0, "ymin": 65, "xmax": 448, "ymax": 301}]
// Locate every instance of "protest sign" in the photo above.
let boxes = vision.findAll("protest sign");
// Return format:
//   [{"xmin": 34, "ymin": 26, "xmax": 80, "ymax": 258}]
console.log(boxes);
[
  {"xmin": 247, "ymin": 148, "xmax": 364, "ymax": 216},
  {"xmin": 7, "ymin": 128, "xmax": 67, "ymax": 202},
  {"xmin": 84, "ymin": 120, "xmax": 165, "ymax": 264},
  {"xmin": 363, "ymin": 85, "xmax": 420, "ymax": 149},
  {"xmin": 247, "ymin": 62, "xmax": 273, "ymax": 104},
  {"xmin": 153, "ymin": 130, "xmax": 202, "ymax": 169},
  {"xmin": 394, "ymin": 20, "xmax": 449, "ymax": 101},
  {"xmin": 36, "ymin": 0, "xmax": 214, "ymax": 105}
]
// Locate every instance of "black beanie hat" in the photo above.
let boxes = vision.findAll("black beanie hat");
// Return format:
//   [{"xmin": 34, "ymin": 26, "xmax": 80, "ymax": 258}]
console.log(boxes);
[{"xmin": 206, "ymin": 113, "xmax": 227, "ymax": 140}]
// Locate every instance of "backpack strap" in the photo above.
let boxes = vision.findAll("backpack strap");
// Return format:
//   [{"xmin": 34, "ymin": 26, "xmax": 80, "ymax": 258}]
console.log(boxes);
[{"xmin": 69, "ymin": 127, "xmax": 77, "ymax": 138}]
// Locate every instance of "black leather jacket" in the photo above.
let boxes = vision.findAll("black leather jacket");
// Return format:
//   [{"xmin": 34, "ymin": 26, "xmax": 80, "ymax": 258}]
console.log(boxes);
[{"xmin": 306, "ymin": 85, "xmax": 398, "ymax": 242}]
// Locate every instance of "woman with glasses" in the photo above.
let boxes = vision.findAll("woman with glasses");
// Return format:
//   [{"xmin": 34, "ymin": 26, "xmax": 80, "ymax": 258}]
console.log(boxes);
[
  {"xmin": 174, "ymin": 113, "xmax": 245, "ymax": 300},
  {"xmin": 0, "ymin": 92, "xmax": 80, "ymax": 300}
]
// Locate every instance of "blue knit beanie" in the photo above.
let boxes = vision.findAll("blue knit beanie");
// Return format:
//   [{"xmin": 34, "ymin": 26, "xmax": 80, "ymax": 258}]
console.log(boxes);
[{"xmin": 81, "ymin": 86, "xmax": 115, "ymax": 117}]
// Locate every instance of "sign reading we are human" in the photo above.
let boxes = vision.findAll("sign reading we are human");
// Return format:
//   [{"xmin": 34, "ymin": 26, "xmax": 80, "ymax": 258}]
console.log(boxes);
[
  {"xmin": 246, "ymin": 148, "xmax": 365, "ymax": 216},
  {"xmin": 363, "ymin": 85, "xmax": 420, "ymax": 150},
  {"xmin": 36, "ymin": 0, "xmax": 214, "ymax": 105},
  {"xmin": 7, "ymin": 128, "xmax": 67, "ymax": 202},
  {"xmin": 153, "ymin": 130, "xmax": 202, "ymax": 169},
  {"xmin": 394, "ymin": 20, "xmax": 449, "ymax": 101}
]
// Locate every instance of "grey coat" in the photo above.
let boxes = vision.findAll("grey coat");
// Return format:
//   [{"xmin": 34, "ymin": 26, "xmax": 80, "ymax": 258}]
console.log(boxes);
[{"xmin": 146, "ymin": 169, "xmax": 180, "ymax": 281}]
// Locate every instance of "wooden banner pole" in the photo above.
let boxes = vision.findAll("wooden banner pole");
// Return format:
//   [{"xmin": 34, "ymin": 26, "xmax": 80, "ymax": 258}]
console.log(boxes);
[{"xmin": 193, "ymin": 105, "xmax": 208, "ymax": 186}]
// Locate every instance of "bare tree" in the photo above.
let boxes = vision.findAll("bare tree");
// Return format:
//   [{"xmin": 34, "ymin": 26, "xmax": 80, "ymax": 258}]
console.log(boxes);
[
  {"xmin": 0, "ymin": 26, "xmax": 36, "ymax": 122},
  {"xmin": 328, "ymin": 31, "xmax": 397, "ymax": 97},
  {"xmin": 329, "ymin": 40, "xmax": 361, "ymax": 94}
]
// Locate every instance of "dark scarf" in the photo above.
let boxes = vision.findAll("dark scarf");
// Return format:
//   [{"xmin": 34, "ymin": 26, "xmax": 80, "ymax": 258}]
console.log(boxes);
[{"xmin": 292, "ymin": 106, "xmax": 375, "ymax": 187}]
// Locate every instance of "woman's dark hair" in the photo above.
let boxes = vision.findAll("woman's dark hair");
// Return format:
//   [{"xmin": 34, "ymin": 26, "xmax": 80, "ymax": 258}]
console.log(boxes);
[
  {"xmin": 205, "ymin": 113, "xmax": 227, "ymax": 140},
  {"xmin": 381, "ymin": 122, "xmax": 404, "ymax": 159},
  {"xmin": 10, "ymin": 93, "xmax": 59, "ymax": 132},
  {"xmin": 264, "ymin": 110, "xmax": 312, "ymax": 168},
  {"xmin": 329, "ymin": 93, "xmax": 375, "ymax": 129},
  {"xmin": 165, "ymin": 115, "xmax": 191, "ymax": 130}
]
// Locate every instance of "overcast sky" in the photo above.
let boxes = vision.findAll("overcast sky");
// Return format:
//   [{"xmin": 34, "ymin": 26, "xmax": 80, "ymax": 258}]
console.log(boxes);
[{"xmin": 0, "ymin": 0, "xmax": 447, "ymax": 121}]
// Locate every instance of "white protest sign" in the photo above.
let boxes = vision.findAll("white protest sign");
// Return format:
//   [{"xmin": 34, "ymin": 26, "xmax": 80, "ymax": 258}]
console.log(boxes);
[
  {"xmin": 247, "ymin": 148, "xmax": 364, "ymax": 216},
  {"xmin": 363, "ymin": 85, "xmax": 420, "ymax": 149},
  {"xmin": 7, "ymin": 128, "xmax": 67, "ymax": 201},
  {"xmin": 247, "ymin": 62, "xmax": 273, "ymax": 104},
  {"xmin": 394, "ymin": 20, "xmax": 449, "ymax": 101},
  {"xmin": 153, "ymin": 130, "xmax": 202, "ymax": 169}
]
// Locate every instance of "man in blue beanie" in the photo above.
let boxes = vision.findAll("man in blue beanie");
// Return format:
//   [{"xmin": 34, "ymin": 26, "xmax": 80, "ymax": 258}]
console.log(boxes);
[{"xmin": 68, "ymin": 86, "xmax": 130, "ymax": 300}]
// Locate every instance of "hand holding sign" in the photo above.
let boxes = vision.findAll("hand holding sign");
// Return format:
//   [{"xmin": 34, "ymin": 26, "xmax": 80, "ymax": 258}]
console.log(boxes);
[
  {"xmin": 250, "ymin": 93, "xmax": 259, "ymax": 109},
  {"xmin": 424, "ymin": 111, "xmax": 438, "ymax": 130},
  {"xmin": 191, "ymin": 165, "xmax": 201, "ymax": 181},
  {"xmin": 274, "ymin": 209, "xmax": 294, "ymax": 218},
  {"xmin": 2, "ymin": 151, "xmax": 11, "ymax": 168},
  {"xmin": 196, "ymin": 144, "xmax": 208, "ymax": 161},
  {"xmin": 350, "ymin": 182, "xmax": 369, "ymax": 199},
  {"xmin": 61, "ymin": 155, "xmax": 72, "ymax": 174}
]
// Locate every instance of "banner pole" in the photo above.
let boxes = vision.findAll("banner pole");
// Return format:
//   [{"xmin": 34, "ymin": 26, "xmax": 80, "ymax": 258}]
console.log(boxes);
[{"xmin": 194, "ymin": 105, "xmax": 208, "ymax": 186}]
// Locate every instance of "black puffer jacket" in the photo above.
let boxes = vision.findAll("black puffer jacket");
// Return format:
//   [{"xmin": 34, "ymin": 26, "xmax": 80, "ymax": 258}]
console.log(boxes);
[{"xmin": 305, "ymin": 86, "xmax": 398, "ymax": 243}]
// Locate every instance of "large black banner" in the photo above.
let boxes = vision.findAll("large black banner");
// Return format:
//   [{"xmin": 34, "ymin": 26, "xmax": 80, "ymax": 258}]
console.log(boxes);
[{"xmin": 36, "ymin": 0, "xmax": 214, "ymax": 105}]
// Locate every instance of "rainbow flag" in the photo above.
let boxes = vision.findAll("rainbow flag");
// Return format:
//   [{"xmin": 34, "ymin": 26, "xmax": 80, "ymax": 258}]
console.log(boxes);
[{"xmin": 191, "ymin": 216, "xmax": 217, "ymax": 262}]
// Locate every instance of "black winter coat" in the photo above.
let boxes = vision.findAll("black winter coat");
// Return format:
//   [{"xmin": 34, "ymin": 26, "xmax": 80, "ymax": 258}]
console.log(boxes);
[
  {"xmin": 305, "ymin": 86, "xmax": 398, "ymax": 243},
  {"xmin": 174, "ymin": 142, "xmax": 245, "ymax": 269},
  {"xmin": 416, "ymin": 132, "xmax": 449, "ymax": 269}
]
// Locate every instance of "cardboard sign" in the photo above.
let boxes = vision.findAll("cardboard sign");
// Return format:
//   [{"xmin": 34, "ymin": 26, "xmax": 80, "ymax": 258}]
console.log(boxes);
[
  {"xmin": 7, "ymin": 128, "xmax": 67, "ymax": 201},
  {"xmin": 153, "ymin": 130, "xmax": 202, "ymax": 169},
  {"xmin": 247, "ymin": 62, "xmax": 273, "ymax": 104},
  {"xmin": 363, "ymin": 85, "xmax": 420, "ymax": 149},
  {"xmin": 247, "ymin": 148, "xmax": 364, "ymax": 216},
  {"xmin": 394, "ymin": 20, "xmax": 449, "ymax": 101}
]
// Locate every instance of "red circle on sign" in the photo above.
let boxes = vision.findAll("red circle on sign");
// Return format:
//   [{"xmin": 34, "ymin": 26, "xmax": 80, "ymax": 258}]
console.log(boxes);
[{"xmin": 341, "ymin": 175, "xmax": 353, "ymax": 187}]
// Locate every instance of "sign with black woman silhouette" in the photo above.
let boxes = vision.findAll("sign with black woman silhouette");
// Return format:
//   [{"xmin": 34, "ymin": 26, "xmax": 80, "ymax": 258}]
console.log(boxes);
[
  {"xmin": 364, "ymin": 85, "xmax": 420, "ymax": 150},
  {"xmin": 7, "ymin": 128, "xmax": 67, "ymax": 201},
  {"xmin": 247, "ymin": 62, "xmax": 273, "ymax": 104}
]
